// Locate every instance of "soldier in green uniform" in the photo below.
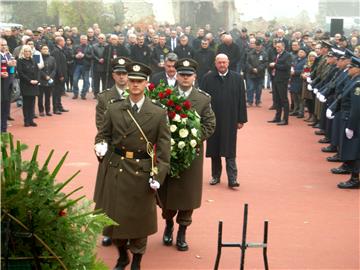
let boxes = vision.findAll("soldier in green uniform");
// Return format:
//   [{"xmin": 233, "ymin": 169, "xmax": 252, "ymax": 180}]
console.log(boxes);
[
  {"xmin": 95, "ymin": 56, "xmax": 131, "ymax": 247},
  {"xmin": 94, "ymin": 62, "xmax": 171, "ymax": 270},
  {"xmin": 95, "ymin": 57, "xmax": 132, "ymax": 130},
  {"xmin": 158, "ymin": 58, "xmax": 216, "ymax": 251}
]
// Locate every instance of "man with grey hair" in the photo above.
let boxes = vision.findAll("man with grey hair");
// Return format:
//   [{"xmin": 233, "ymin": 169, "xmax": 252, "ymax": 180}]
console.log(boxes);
[
  {"xmin": 202, "ymin": 53, "xmax": 247, "ymax": 188},
  {"xmin": 92, "ymin": 33, "xmax": 107, "ymax": 97},
  {"xmin": 150, "ymin": 52, "xmax": 178, "ymax": 87},
  {"xmin": 216, "ymin": 34, "xmax": 240, "ymax": 71}
]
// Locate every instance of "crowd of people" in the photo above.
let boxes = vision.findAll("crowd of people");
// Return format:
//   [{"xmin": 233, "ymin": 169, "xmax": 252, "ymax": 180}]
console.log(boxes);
[{"xmin": 1, "ymin": 21, "xmax": 360, "ymax": 269}]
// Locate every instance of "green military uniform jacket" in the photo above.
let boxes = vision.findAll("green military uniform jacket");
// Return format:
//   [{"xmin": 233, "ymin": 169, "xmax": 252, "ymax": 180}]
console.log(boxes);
[
  {"xmin": 158, "ymin": 87, "xmax": 216, "ymax": 210},
  {"xmin": 94, "ymin": 96, "xmax": 171, "ymax": 239},
  {"xmin": 95, "ymin": 85, "xmax": 125, "ymax": 130}
]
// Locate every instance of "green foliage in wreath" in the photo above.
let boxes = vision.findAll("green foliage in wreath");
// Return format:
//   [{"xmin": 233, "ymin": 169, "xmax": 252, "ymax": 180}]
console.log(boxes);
[{"xmin": 1, "ymin": 133, "xmax": 116, "ymax": 270}]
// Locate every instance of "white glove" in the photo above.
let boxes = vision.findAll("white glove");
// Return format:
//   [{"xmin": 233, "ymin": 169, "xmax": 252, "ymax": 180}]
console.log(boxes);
[
  {"xmin": 316, "ymin": 92, "xmax": 321, "ymax": 99},
  {"xmin": 318, "ymin": 94, "xmax": 326, "ymax": 103},
  {"xmin": 149, "ymin": 178, "xmax": 160, "ymax": 190},
  {"xmin": 307, "ymin": 84, "xmax": 313, "ymax": 91},
  {"xmin": 345, "ymin": 128, "xmax": 354, "ymax": 139},
  {"xmin": 306, "ymin": 77, "xmax": 312, "ymax": 83},
  {"xmin": 314, "ymin": 88, "xmax": 318, "ymax": 94},
  {"xmin": 326, "ymin": 108, "xmax": 334, "ymax": 119},
  {"xmin": 94, "ymin": 141, "xmax": 108, "ymax": 157}
]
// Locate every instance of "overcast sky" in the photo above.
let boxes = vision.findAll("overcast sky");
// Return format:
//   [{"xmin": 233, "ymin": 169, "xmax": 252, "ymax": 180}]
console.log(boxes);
[{"xmin": 151, "ymin": 0, "xmax": 320, "ymax": 23}]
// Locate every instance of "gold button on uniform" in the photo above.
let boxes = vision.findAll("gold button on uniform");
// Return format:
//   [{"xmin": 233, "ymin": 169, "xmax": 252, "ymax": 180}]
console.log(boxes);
[
  {"xmin": 119, "ymin": 169, "xmax": 123, "ymax": 172},
  {"xmin": 140, "ymin": 137, "xmax": 144, "ymax": 140},
  {"xmin": 136, "ymin": 159, "xmax": 140, "ymax": 163},
  {"xmin": 135, "ymin": 171, "xmax": 139, "ymax": 174},
  {"xmin": 121, "ymin": 157, "xmax": 125, "ymax": 160}
]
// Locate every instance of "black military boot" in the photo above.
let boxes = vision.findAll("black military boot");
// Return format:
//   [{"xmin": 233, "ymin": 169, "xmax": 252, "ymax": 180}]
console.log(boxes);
[
  {"xmin": 176, "ymin": 225, "xmax": 189, "ymax": 251},
  {"xmin": 163, "ymin": 219, "xmax": 174, "ymax": 246},
  {"xmin": 114, "ymin": 246, "xmax": 130, "ymax": 270},
  {"xmin": 130, "ymin": 254, "xmax": 142, "ymax": 270},
  {"xmin": 337, "ymin": 174, "xmax": 360, "ymax": 189}
]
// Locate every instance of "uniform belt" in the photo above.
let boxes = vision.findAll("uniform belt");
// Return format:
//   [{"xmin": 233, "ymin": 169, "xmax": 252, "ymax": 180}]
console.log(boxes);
[{"xmin": 113, "ymin": 147, "xmax": 149, "ymax": 159}]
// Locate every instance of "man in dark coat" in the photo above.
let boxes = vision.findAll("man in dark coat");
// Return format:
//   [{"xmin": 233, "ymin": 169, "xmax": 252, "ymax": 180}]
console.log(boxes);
[
  {"xmin": 94, "ymin": 62, "xmax": 171, "ymax": 270},
  {"xmin": 193, "ymin": 38, "xmax": 215, "ymax": 86},
  {"xmin": 216, "ymin": 34, "xmax": 240, "ymax": 71},
  {"xmin": 151, "ymin": 35, "xmax": 170, "ymax": 73},
  {"xmin": 268, "ymin": 41, "xmax": 292, "ymax": 125},
  {"xmin": 150, "ymin": 53, "xmax": 178, "ymax": 87},
  {"xmin": 202, "ymin": 54, "xmax": 247, "ymax": 188},
  {"xmin": 174, "ymin": 35, "xmax": 194, "ymax": 59},
  {"xmin": 52, "ymin": 36, "xmax": 69, "ymax": 114},
  {"xmin": 130, "ymin": 35, "xmax": 151, "ymax": 66},
  {"xmin": 159, "ymin": 58, "xmax": 216, "ymax": 251}
]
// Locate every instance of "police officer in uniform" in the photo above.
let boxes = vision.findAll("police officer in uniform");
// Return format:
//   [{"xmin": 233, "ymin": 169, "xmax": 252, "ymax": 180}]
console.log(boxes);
[
  {"xmin": 336, "ymin": 57, "xmax": 360, "ymax": 189},
  {"xmin": 159, "ymin": 58, "xmax": 216, "ymax": 251},
  {"xmin": 95, "ymin": 57, "xmax": 131, "ymax": 130},
  {"xmin": 94, "ymin": 62, "xmax": 171, "ymax": 270}
]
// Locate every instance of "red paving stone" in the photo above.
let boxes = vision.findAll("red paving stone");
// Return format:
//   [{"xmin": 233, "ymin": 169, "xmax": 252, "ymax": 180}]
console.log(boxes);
[{"xmin": 8, "ymin": 90, "xmax": 359, "ymax": 270}]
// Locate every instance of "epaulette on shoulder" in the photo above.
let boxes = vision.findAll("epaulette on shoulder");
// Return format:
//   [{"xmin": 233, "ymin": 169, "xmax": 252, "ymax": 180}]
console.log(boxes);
[
  {"xmin": 151, "ymin": 99, "xmax": 167, "ymax": 110},
  {"xmin": 98, "ymin": 89, "xmax": 111, "ymax": 96},
  {"xmin": 198, "ymin": 89, "xmax": 211, "ymax": 97},
  {"xmin": 108, "ymin": 98, "xmax": 124, "ymax": 104}
]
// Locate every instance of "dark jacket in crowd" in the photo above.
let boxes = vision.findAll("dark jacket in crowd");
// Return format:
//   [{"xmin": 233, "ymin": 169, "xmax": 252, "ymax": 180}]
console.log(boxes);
[
  {"xmin": 272, "ymin": 50, "xmax": 292, "ymax": 82},
  {"xmin": 216, "ymin": 42, "xmax": 240, "ymax": 71},
  {"xmin": 193, "ymin": 48, "xmax": 215, "ymax": 82},
  {"xmin": 174, "ymin": 44, "xmax": 194, "ymax": 59},
  {"xmin": 103, "ymin": 44, "xmax": 130, "ymax": 75},
  {"xmin": 150, "ymin": 71, "xmax": 177, "ymax": 87},
  {"xmin": 92, "ymin": 42, "xmax": 106, "ymax": 72},
  {"xmin": 73, "ymin": 44, "xmax": 93, "ymax": 70},
  {"xmin": 245, "ymin": 48, "xmax": 268, "ymax": 78},
  {"xmin": 17, "ymin": 58, "xmax": 40, "ymax": 96},
  {"xmin": 130, "ymin": 44, "xmax": 152, "ymax": 66},
  {"xmin": 289, "ymin": 56, "xmax": 306, "ymax": 93},
  {"xmin": 52, "ymin": 45, "xmax": 68, "ymax": 83},
  {"xmin": 39, "ymin": 54, "xmax": 56, "ymax": 86}
]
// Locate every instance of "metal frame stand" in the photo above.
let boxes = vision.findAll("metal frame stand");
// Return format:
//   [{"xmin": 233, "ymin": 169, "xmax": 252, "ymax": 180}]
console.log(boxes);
[{"xmin": 213, "ymin": 204, "xmax": 269, "ymax": 270}]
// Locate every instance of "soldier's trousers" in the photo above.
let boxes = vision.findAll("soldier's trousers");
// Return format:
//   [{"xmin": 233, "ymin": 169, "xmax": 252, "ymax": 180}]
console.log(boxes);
[
  {"xmin": 162, "ymin": 209, "xmax": 193, "ymax": 226},
  {"xmin": 113, "ymin": 237, "xmax": 148, "ymax": 254}
]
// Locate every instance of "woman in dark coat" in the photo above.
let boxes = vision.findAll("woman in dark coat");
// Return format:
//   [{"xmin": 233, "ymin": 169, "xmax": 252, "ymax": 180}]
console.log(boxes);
[
  {"xmin": 17, "ymin": 45, "xmax": 40, "ymax": 127},
  {"xmin": 64, "ymin": 37, "xmax": 74, "ymax": 92},
  {"xmin": 38, "ymin": 45, "xmax": 56, "ymax": 116},
  {"xmin": 289, "ymin": 48, "xmax": 307, "ymax": 117}
]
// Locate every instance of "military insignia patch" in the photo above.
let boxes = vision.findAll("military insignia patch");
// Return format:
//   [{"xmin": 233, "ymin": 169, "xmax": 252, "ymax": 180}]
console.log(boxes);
[
  {"xmin": 183, "ymin": 60, "xmax": 190, "ymax": 67},
  {"xmin": 355, "ymin": 87, "xmax": 360, "ymax": 96},
  {"xmin": 163, "ymin": 48, "xmax": 169, "ymax": 54},
  {"xmin": 118, "ymin": 59, "xmax": 125, "ymax": 65},
  {"xmin": 133, "ymin": 65, "xmax": 141, "ymax": 72}
]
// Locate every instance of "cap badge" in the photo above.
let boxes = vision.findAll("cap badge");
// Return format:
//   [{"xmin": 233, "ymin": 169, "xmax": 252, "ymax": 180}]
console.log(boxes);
[
  {"xmin": 133, "ymin": 65, "xmax": 141, "ymax": 72},
  {"xmin": 183, "ymin": 60, "xmax": 190, "ymax": 67},
  {"xmin": 119, "ymin": 59, "xmax": 125, "ymax": 65}
]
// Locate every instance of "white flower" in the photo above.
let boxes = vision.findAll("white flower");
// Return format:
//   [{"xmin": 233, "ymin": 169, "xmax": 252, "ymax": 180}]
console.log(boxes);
[
  {"xmin": 179, "ymin": 128, "xmax": 189, "ymax": 138},
  {"xmin": 173, "ymin": 114, "xmax": 181, "ymax": 122},
  {"xmin": 170, "ymin": 124, "xmax": 177, "ymax": 133},
  {"xmin": 191, "ymin": 128, "xmax": 198, "ymax": 137},
  {"xmin": 171, "ymin": 146, "xmax": 173, "ymax": 151},
  {"xmin": 190, "ymin": 140, "xmax": 197, "ymax": 148},
  {"xmin": 181, "ymin": 118, "xmax": 187, "ymax": 124},
  {"xmin": 171, "ymin": 138, "xmax": 175, "ymax": 145},
  {"xmin": 178, "ymin": 141, "xmax": 186, "ymax": 149}
]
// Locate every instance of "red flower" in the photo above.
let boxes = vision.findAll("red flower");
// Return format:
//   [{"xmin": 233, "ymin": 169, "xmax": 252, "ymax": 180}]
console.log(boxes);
[
  {"xmin": 58, "ymin": 210, "xmax": 67, "ymax": 217},
  {"xmin": 165, "ymin": 88, "xmax": 172, "ymax": 95},
  {"xmin": 180, "ymin": 113, "xmax": 188, "ymax": 118},
  {"xmin": 183, "ymin": 100, "xmax": 191, "ymax": 110},
  {"xmin": 158, "ymin": 92, "xmax": 165, "ymax": 99},
  {"xmin": 175, "ymin": 105, "xmax": 182, "ymax": 112},
  {"xmin": 148, "ymin": 83, "xmax": 155, "ymax": 91},
  {"xmin": 168, "ymin": 111, "xmax": 176, "ymax": 119},
  {"xmin": 167, "ymin": 99, "xmax": 175, "ymax": 107}
]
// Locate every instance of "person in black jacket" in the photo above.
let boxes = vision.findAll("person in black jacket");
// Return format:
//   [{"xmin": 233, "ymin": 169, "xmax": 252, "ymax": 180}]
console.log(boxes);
[
  {"xmin": 52, "ymin": 36, "xmax": 69, "ymax": 114},
  {"xmin": 92, "ymin": 33, "xmax": 107, "ymax": 97},
  {"xmin": 64, "ymin": 37, "xmax": 74, "ymax": 92},
  {"xmin": 38, "ymin": 45, "xmax": 56, "ymax": 116},
  {"xmin": 130, "ymin": 35, "xmax": 151, "ymax": 66},
  {"xmin": 17, "ymin": 45, "xmax": 40, "ymax": 127},
  {"xmin": 268, "ymin": 41, "xmax": 292, "ymax": 125},
  {"xmin": 150, "ymin": 53, "xmax": 178, "ymax": 87},
  {"xmin": 216, "ymin": 34, "xmax": 240, "ymax": 72},
  {"xmin": 174, "ymin": 35, "xmax": 194, "ymax": 59},
  {"xmin": 193, "ymin": 39, "xmax": 215, "ymax": 86}
]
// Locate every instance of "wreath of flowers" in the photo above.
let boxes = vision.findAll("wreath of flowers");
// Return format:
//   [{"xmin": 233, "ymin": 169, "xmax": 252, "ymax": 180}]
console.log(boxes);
[{"xmin": 146, "ymin": 80, "xmax": 201, "ymax": 178}]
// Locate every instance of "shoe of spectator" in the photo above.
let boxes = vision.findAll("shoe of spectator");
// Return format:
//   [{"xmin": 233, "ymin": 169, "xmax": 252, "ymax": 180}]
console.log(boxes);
[
  {"xmin": 30, "ymin": 122, "xmax": 37, "ymax": 127},
  {"xmin": 81, "ymin": 96, "xmax": 87, "ymax": 100},
  {"xmin": 7, "ymin": 116, "xmax": 14, "ymax": 121},
  {"xmin": 39, "ymin": 112, "xmax": 45, "ymax": 117},
  {"xmin": 46, "ymin": 112, "xmax": 52, "ymax": 116},
  {"xmin": 60, "ymin": 108, "xmax": 69, "ymax": 112},
  {"xmin": 72, "ymin": 95, "xmax": 78, "ymax": 99}
]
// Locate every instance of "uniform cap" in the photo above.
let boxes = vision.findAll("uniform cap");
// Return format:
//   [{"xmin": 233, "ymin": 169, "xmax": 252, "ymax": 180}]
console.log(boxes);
[
  {"xmin": 174, "ymin": 58, "xmax": 198, "ymax": 75},
  {"xmin": 349, "ymin": 56, "xmax": 360, "ymax": 68},
  {"xmin": 126, "ymin": 62, "xmax": 152, "ymax": 80},
  {"xmin": 112, "ymin": 57, "xmax": 132, "ymax": 73}
]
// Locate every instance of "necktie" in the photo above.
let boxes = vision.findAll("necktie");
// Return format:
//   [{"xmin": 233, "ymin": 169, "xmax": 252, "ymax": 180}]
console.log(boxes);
[
  {"xmin": 132, "ymin": 104, "xmax": 138, "ymax": 113},
  {"xmin": 272, "ymin": 54, "xmax": 280, "ymax": 76}
]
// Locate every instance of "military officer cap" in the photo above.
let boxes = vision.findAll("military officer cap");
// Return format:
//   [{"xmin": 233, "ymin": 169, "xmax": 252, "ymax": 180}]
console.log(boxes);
[
  {"xmin": 327, "ymin": 51, "xmax": 336, "ymax": 57},
  {"xmin": 344, "ymin": 48, "xmax": 355, "ymax": 59},
  {"xmin": 175, "ymin": 58, "xmax": 198, "ymax": 75},
  {"xmin": 331, "ymin": 47, "xmax": 345, "ymax": 59},
  {"xmin": 321, "ymin": 40, "xmax": 332, "ymax": 49},
  {"xmin": 126, "ymin": 62, "xmax": 152, "ymax": 80},
  {"xmin": 33, "ymin": 30, "xmax": 41, "ymax": 36},
  {"xmin": 112, "ymin": 57, "xmax": 131, "ymax": 73},
  {"xmin": 349, "ymin": 57, "xmax": 360, "ymax": 68}
]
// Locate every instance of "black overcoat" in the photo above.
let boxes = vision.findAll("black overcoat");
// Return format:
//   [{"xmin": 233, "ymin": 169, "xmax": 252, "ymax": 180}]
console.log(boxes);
[
  {"xmin": 202, "ymin": 70, "xmax": 247, "ymax": 158},
  {"xmin": 16, "ymin": 58, "xmax": 40, "ymax": 96}
]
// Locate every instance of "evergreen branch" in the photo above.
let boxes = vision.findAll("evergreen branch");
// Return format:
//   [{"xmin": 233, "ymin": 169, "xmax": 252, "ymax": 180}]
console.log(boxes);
[
  {"xmin": 41, "ymin": 149, "xmax": 54, "ymax": 172},
  {"xmin": 55, "ymin": 186, "xmax": 84, "ymax": 206},
  {"xmin": 54, "ymin": 170, "xmax": 81, "ymax": 194},
  {"xmin": 2, "ymin": 210, "xmax": 68, "ymax": 270},
  {"xmin": 50, "ymin": 152, "xmax": 69, "ymax": 179}
]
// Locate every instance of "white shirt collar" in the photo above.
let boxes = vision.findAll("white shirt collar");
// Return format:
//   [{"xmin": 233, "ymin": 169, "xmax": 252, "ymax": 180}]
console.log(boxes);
[
  {"xmin": 130, "ymin": 95, "xmax": 145, "ymax": 112},
  {"xmin": 115, "ymin": 85, "xmax": 126, "ymax": 97},
  {"xmin": 166, "ymin": 72, "xmax": 177, "ymax": 86},
  {"xmin": 178, "ymin": 87, "xmax": 193, "ymax": 98},
  {"xmin": 218, "ymin": 70, "xmax": 229, "ymax": 77}
]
